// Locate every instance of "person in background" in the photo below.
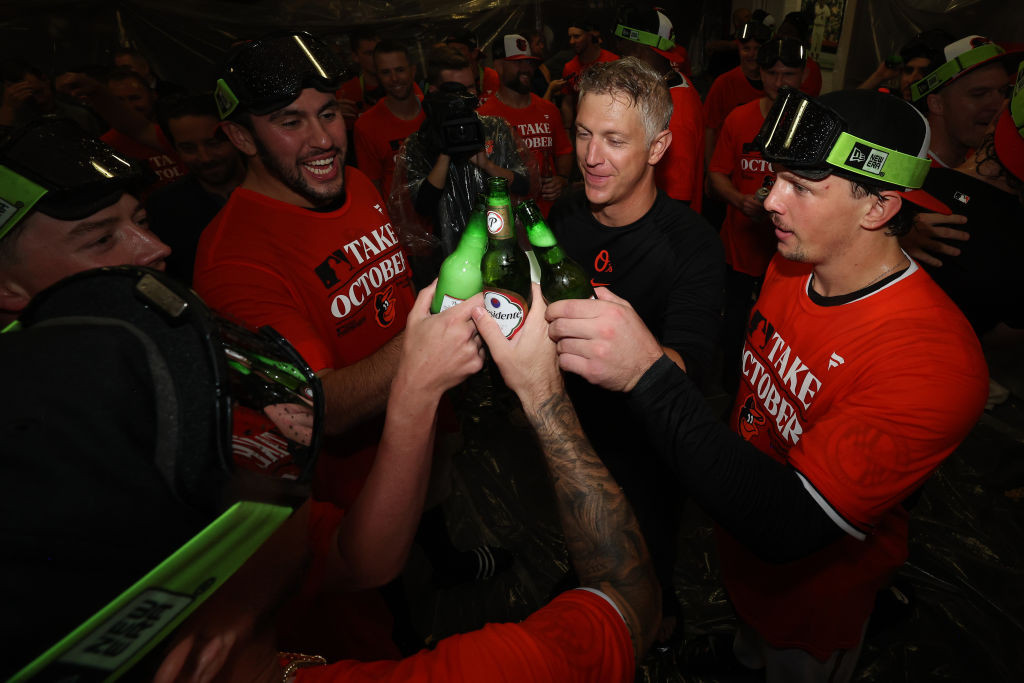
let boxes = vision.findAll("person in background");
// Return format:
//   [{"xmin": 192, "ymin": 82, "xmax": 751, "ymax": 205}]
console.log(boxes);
[{"xmin": 146, "ymin": 93, "xmax": 246, "ymax": 284}]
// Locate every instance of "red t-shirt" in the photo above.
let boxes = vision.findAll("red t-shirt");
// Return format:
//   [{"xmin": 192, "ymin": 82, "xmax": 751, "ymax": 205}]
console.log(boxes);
[
  {"xmin": 562, "ymin": 49, "xmax": 620, "ymax": 95},
  {"xmin": 477, "ymin": 93, "xmax": 572, "ymax": 215},
  {"xmin": 354, "ymin": 97, "xmax": 425, "ymax": 198},
  {"xmin": 193, "ymin": 169, "xmax": 415, "ymax": 508},
  {"xmin": 703, "ymin": 65, "xmax": 763, "ymax": 134},
  {"xmin": 709, "ymin": 98, "xmax": 777, "ymax": 276},
  {"xmin": 655, "ymin": 75, "xmax": 705, "ymax": 212},
  {"xmin": 295, "ymin": 588, "xmax": 633, "ymax": 683},
  {"xmin": 478, "ymin": 66, "xmax": 501, "ymax": 103},
  {"xmin": 100, "ymin": 127, "xmax": 186, "ymax": 193},
  {"xmin": 722, "ymin": 255, "xmax": 987, "ymax": 659},
  {"xmin": 801, "ymin": 58, "xmax": 823, "ymax": 96}
]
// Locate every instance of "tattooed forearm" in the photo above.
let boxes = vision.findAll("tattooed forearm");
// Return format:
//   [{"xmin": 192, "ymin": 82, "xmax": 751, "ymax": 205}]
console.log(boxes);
[{"xmin": 523, "ymin": 389, "xmax": 661, "ymax": 660}]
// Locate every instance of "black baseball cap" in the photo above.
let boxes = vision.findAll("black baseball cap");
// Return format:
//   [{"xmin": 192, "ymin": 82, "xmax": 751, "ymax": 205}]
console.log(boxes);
[
  {"xmin": 215, "ymin": 31, "xmax": 346, "ymax": 119},
  {"xmin": 757, "ymin": 38, "xmax": 807, "ymax": 69},
  {"xmin": 757, "ymin": 87, "xmax": 950, "ymax": 214},
  {"xmin": 739, "ymin": 21, "xmax": 772, "ymax": 45},
  {"xmin": 0, "ymin": 118, "xmax": 154, "ymax": 240},
  {"xmin": 911, "ymin": 34, "xmax": 1019, "ymax": 102},
  {"xmin": 613, "ymin": 6, "xmax": 677, "ymax": 62},
  {"xmin": 445, "ymin": 28, "xmax": 478, "ymax": 49}
]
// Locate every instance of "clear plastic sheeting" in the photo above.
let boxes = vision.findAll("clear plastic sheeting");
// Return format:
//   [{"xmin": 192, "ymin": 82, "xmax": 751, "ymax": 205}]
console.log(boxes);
[
  {"xmin": 842, "ymin": 0, "xmax": 1024, "ymax": 89},
  {"xmin": 417, "ymin": 379, "xmax": 1024, "ymax": 682},
  {"xmin": 388, "ymin": 113, "xmax": 537, "ymax": 284}
]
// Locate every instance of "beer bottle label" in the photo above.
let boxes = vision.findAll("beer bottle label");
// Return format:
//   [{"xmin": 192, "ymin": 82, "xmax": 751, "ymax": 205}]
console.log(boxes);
[
  {"xmin": 437, "ymin": 294, "xmax": 465, "ymax": 312},
  {"xmin": 483, "ymin": 289, "xmax": 527, "ymax": 338}
]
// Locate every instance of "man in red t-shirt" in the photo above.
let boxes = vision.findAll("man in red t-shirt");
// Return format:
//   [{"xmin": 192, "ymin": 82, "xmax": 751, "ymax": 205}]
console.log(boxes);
[
  {"xmin": 335, "ymin": 28, "xmax": 383, "ymax": 128},
  {"xmin": 703, "ymin": 21, "xmax": 771, "ymax": 170},
  {"xmin": 613, "ymin": 6, "xmax": 705, "ymax": 211},
  {"xmin": 545, "ymin": 87, "xmax": 988, "ymax": 683},
  {"xmin": 56, "ymin": 68, "xmax": 187, "ymax": 193},
  {"xmin": 477, "ymin": 34, "xmax": 573, "ymax": 215},
  {"xmin": 709, "ymin": 38, "xmax": 806, "ymax": 392},
  {"xmin": 559, "ymin": 20, "xmax": 619, "ymax": 136},
  {"xmin": 354, "ymin": 41, "xmax": 425, "ymax": 198}
]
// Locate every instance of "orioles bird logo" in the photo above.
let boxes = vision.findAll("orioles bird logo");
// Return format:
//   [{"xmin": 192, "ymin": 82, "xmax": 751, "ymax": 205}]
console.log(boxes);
[
  {"xmin": 737, "ymin": 395, "xmax": 766, "ymax": 440},
  {"xmin": 374, "ymin": 285, "xmax": 397, "ymax": 327}
]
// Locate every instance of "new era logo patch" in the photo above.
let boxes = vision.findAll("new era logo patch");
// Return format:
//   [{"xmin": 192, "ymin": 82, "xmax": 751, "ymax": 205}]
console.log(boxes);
[{"xmin": 846, "ymin": 143, "xmax": 887, "ymax": 176}]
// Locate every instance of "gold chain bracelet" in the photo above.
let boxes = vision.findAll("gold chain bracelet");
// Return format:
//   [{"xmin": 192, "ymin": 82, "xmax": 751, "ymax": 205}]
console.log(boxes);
[{"xmin": 279, "ymin": 651, "xmax": 327, "ymax": 682}]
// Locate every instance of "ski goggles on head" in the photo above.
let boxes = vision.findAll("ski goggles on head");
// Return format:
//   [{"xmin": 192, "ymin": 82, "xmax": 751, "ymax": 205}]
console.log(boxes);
[
  {"xmin": 910, "ymin": 39, "xmax": 1005, "ymax": 102},
  {"xmin": 757, "ymin": 38, "xmax": 806, "ymax": 69},
  {"xmin": 755, "ymin": 87, "xmax": 931, "ymax": 188},
  {"xmin": 215, "ymin": 30, "xmax": 345, "ymax": 119},
  {"xmin": 613, "ymin": 23, "xmax": 675, "ymax": 54},
  {"xmin": 0, "ymin": 118, "xmax": 153, "ymax": 239},
  {"xmin": 1010, "ymin": 60, "xmax": 1024, "ymax": 136}
]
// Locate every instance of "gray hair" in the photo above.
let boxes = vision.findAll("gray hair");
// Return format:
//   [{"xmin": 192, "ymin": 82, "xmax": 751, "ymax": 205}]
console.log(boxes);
[{"xmin": 577, "ymin": 57, "xmax": 673, "ymax": 145}]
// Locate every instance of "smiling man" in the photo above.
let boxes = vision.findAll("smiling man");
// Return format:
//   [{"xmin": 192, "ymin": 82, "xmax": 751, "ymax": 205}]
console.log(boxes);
[
  {"xmin": 354, "ymin": 40, "xmax": 425, "ymax": 197},
  {"xmin": 545, "ymin": 56, "xmax": 723, "ymax": 646},
  {"xmin": 545, "ymin": 87, "xmax": 987, "ymax": 682}
]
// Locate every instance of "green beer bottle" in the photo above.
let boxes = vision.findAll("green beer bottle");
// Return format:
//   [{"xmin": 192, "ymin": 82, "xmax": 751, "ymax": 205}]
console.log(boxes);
[
  {"xmin": 481, "ymin": 177, "xmax": 531, "ymax": 338},
  {"xmin": 515, "ymin": 199, "xmax": 595, "ymax": 302},
  {"xmin": 431, "ymin": 195, "xmax": 488, "ymax": 313}
]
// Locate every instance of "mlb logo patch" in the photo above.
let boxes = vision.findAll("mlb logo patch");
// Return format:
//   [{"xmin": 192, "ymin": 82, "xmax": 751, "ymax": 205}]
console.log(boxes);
[
  {"xmin": 846, "ymin": 143, "xmax": 887, "ymax": 176},
  {"xmin": 953, "ymin": 191, "xmax": 970, "ymax": 205}
]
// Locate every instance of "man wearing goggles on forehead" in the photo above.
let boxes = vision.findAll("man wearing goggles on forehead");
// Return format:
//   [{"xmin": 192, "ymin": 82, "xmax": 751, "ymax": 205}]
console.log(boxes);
[
  {"xmin": 544, "ymin": 87, "xmax": 987, "ymax": 682},
  {"xmin": 710, "ymin": 37, "xmax": 806, "ymax": 393}
]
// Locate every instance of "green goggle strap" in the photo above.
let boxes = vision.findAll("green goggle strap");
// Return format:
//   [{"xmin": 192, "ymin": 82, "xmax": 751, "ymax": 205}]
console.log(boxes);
[
  {"xmin": 214, "ymin": 78, "xmax": 241, "ymax": 120},
  {"xmin": 0, "ymin": 165, "xmax": 47, "ymax": 241},
  {"xmin": 911, "ymin": 42, "xmax": 1005, "ymax": 101},
  {"xmin": 825, "ymin": 131, "xmax": 931, "ymax": 188},
  {"xmin": 613, "ymin": 25, "xmax": 675, "ymax": 52},
  {"xmin": 11, "ymin": 501, "xmax": 292, "ymax": 682}
]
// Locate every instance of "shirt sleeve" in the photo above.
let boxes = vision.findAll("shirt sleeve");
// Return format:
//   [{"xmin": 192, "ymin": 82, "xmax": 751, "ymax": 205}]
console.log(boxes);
[
  {"xmin": 708, "ymin": 110, "xmax": 738, "ymax": 175},
  {"xmin": 294, "ymin": 589, "xmax": 634, "ymax": 683},
  {"xmin": 194, "ymin": 260, "xmax": 335, "ymax": 372},
  {"xmin": 353, "ymin": 117, "xmax": 383, "ymax": 186}
]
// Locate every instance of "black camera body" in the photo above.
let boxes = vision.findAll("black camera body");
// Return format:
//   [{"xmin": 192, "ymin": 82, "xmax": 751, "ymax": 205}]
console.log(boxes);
[{"xmin": 422, "ymin": 82, "xmax": 485, "ymax": 156}]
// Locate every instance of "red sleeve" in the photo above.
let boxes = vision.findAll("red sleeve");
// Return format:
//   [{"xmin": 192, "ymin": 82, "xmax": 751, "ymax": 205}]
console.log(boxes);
[
  {"xmin": 656, "ymin": 87, "xmax": 704, "ymax": 203},
  {"xmin": 294, "ymin": 590, "xmax": 633, "ymax": 683},
  {"xmin": 800, "ymin": 59, "xmax": 823, "ymax": 97},
  {"xmin": 708, "ymin": 108, "xmax": 739, "ymax": 175},
  {"xmin": 703, "ymin": 75, "xmax": 730, "ymax": 133},
  {"xmin": 194, "ymin": 258, "xmax": 335, "ymax": 372},
  {"xmin": 353, "ymin": 114, "xmax": 383, "ymax": 185}
]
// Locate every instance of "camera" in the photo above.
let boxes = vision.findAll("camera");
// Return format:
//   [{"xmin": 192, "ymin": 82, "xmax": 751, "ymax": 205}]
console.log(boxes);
[{"xmin": 422, "ymin": 82, "xmax": 485, "ymax": 156}]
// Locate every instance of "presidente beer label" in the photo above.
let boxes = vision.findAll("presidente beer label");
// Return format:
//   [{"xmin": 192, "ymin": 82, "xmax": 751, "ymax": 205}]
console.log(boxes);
[{"xmin": 483, "ymin": 289, "xmax": 527, "ymax": 338}]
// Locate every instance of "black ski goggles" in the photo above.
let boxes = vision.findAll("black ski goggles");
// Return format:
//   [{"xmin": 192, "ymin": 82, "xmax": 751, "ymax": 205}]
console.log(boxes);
[
  {"xmin": 0, "ymin": 118, "xmax": 153, "ymax": 239},
  {"xmin": 215, "ymin": 31, "xmax": 345, "ymax": 119},
  {"xmin": 757, "ymin": 38, "xmax": 807, "ymax": 69},
  {"xmin": 755, "ymin": 87, "xmax": 930, "ymax": 188}
]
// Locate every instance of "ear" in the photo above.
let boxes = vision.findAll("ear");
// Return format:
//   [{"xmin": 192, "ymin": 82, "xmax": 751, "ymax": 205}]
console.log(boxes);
[
  {"xmin": 0, "ymin": 275, "xmax": 32, "ymax": 318},
  {"xmin": 926, "ymin": 92, "xmax": 943, "ymax": 117},
  {"xmin": 861, "ymin": 190, "xmax": 903, "ymax": 231},
  {"xmin": 221, "ymin": 120, "xmax": 258, "ymax": 157},
  {"xmin": 647, "ymin": 129, "xmax": 672, "ymax": 166}
]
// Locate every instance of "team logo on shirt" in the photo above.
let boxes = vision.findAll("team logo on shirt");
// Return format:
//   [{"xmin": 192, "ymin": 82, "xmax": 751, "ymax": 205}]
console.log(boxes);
[
  {"xmin": 590, "ymin": 249, "xmax": 612, "ymax": 288},
  {"xmin": 737, "ymin": 395, "xmax": 766, "ymax": 440},
  {"xmin": 374, "ymin": 285, "xmax": 397, "ymax": 327}
]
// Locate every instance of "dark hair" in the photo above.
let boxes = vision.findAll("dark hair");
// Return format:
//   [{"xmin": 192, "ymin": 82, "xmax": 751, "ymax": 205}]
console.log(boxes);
[
  {"xmin": 158, "ymin": 93, "xmax": 222, "ymax": 146},
  {"xmin": 349, "ymin": 26, "xmax": 381, "ymax": 50},
  {"xmin": 849, "ymin": 180, "xmax": 915, "ymax": 236},
  {"xmin": 373, "ymin": 39, "xmax": 410, "ymax": 61},
  {"xmin": 105, "ymin": 66, "xmax": 150, "ymax": 91},
  {"xmin": 1, "ymin": 58, "xmax": 45, "ymax": 84},
  {"xmin": 427, "ymin": 45, "xmax": 470, "ymax": 86}
]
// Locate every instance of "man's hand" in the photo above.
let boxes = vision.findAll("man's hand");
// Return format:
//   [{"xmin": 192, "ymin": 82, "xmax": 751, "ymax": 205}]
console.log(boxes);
[
  {"xmin": 2, "ymin": 81, "xmax": 34, "ymax": 111},
  {"xmin": 472, "ymin": 283, "xmax": 563, "ymax": 408},
  {"xmin": 739, "ymin": 193, "xmax": 769, "ymax": 221},
  {"xmin": 396, "ymin": 281, "xmax": 485, "ymax": 399},
  {"xmin": 545, "ymin": 287, "xmax": 663, "ymax": 392},
  {"xmin": 899, "ymin": 212, "xmax": 969, "ymax": 267},
  {"xmin": 336, "ymin": 95, "xmax": 359, "ymax": 121},
  {"xmin": 540, "ymin": 174, "xmax": 568, "ymax": 201}
]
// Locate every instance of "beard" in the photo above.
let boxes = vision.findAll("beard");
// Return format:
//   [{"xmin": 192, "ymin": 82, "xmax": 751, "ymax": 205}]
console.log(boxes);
[
  {"xmin": 253, "ymin": 135, "xmax": 345, "ymax": 208},
  {"xmin": 503, "ymin": 73, "xmax": 532, "ymax": 95}
]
